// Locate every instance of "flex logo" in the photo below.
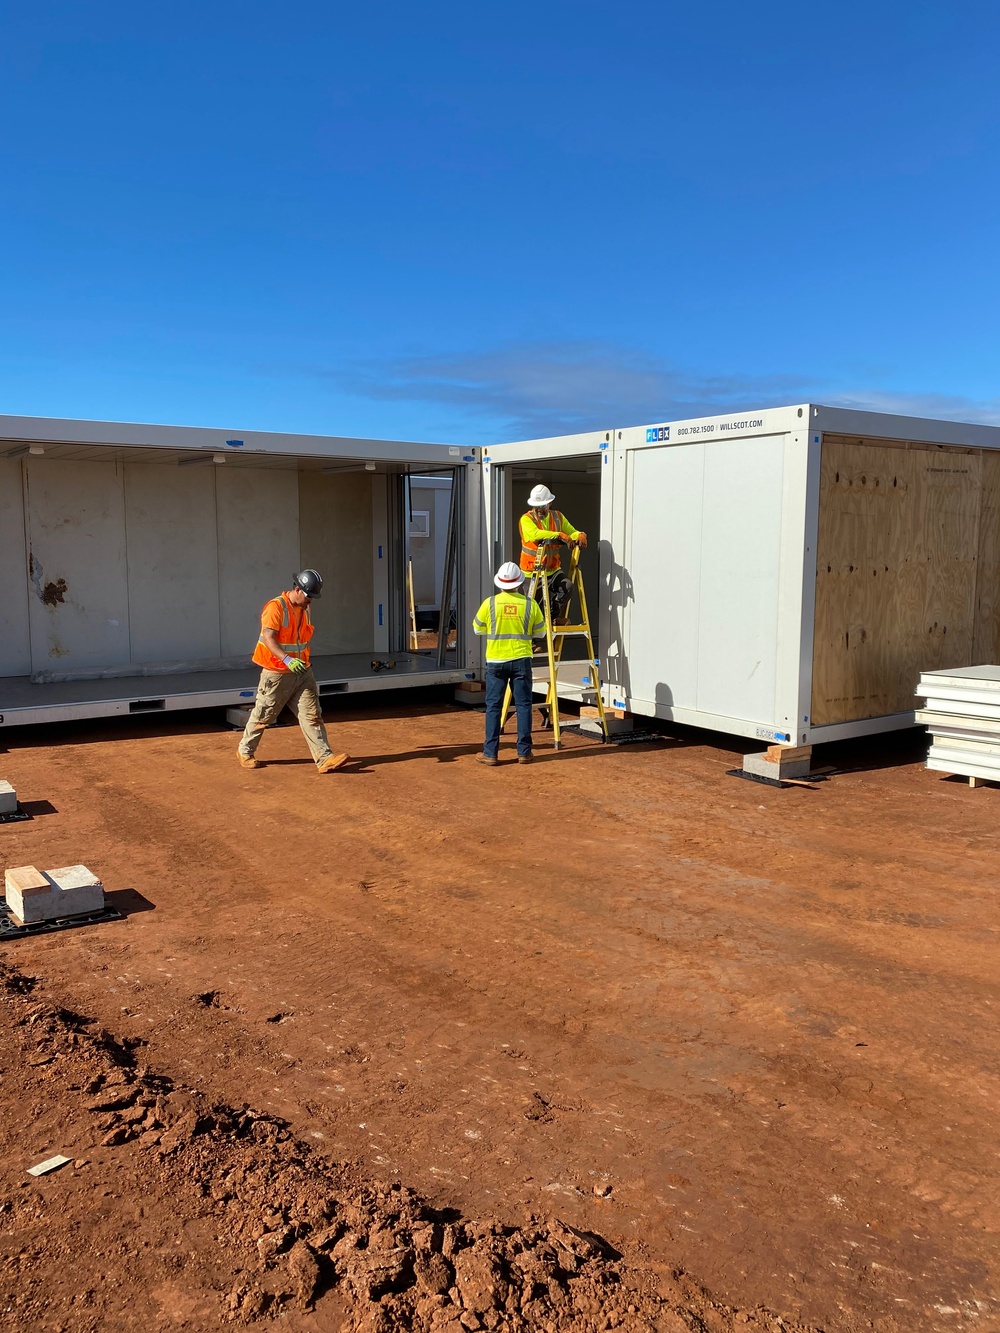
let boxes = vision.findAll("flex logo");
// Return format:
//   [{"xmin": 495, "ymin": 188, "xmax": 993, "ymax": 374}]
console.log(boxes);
[{"xmin": 646, "ymin": 426, "xmax": 669, "ymax": 442}]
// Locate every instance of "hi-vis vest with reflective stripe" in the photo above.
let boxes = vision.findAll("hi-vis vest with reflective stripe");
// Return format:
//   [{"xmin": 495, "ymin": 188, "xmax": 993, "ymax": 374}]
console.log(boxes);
[
  {"xmin": 252, "ymin": 594, "xmax": 315, "ymax": 672},
  {"xmin": 518, "ymin": 508, "xmax": 579, "ymax": 574},
  {"xmin": 472, "ymin": 592, "xmax": 544, "ymax": 662}
]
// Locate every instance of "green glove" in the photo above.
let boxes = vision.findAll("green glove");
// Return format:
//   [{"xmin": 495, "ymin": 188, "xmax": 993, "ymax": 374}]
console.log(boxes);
[{"xmin": 284, "ymin": 656, "xmax": 308, "ymax": 674}]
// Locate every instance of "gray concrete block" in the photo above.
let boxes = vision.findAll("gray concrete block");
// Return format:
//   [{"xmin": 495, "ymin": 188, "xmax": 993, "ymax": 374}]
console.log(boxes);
[
  {"xmin": 5, "ymin": 863, "xmax": 104, "ymax": 926},
  {"xmin": 0, "ymin": 780, "xmax": 16, "ymax": 814},
  {"xmin": 743, "ymin": 752, "xmax": 811, "ymax": 780},
  {"xmin": 579, "ymin": 715, "xmax": 634, "ymax": 736},
  {"xmin": 455, "ymin": 683, "xmax": 486, "ymax": 705}
]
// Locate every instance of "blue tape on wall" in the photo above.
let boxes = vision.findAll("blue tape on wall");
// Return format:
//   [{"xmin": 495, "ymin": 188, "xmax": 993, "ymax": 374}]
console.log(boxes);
[{"xmin": 378, "ymin": 604, "xmax": 383, "ymax": 626}]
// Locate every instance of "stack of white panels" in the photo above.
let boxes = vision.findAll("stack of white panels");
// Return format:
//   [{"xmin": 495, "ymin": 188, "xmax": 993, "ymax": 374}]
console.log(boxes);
[{"xmin": 915, "ymin": 666, "xmax": 1000, "ymax": 781}]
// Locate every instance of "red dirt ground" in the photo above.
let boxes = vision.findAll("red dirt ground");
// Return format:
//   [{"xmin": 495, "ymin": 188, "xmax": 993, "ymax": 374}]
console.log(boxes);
[{"xmin": 0, "ymin": 694, "xmax": 997, "ymax": 1332}]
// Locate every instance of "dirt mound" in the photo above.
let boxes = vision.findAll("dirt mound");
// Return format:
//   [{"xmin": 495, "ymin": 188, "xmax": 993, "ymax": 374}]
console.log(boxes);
[{"xmin": 1, "ymin": 960, "xmax": 822, "ymax": 1331}]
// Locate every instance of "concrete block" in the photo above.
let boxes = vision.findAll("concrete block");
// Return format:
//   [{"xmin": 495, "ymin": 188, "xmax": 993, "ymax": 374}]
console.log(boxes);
[
  {"xmin": 5, "ymin": 864, "xmax": 104, "ymax": 926},
  {"xmin": 743, "ymin": 752, "xmax": 811, "ymax": 781},
  {"xmin": 226, "ymin": 705, "xmax": 253, "ymax": 730},
  {"xmin": 455, "ymin": 682, "xmax": 485, "ymax": 705},
  {"xmin": 0, "ymin": 780, "xmax": 16, "ymax": 814},
  {"xmin": 579, "ymin": 714, "xmax": 634, "ymax": 736}
]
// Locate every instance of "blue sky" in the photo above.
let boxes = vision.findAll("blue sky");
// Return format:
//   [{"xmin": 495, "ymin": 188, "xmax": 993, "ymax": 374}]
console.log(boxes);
[{"xmin": 1, "ymin": 1, "xmax": 998, "ymax": 443}]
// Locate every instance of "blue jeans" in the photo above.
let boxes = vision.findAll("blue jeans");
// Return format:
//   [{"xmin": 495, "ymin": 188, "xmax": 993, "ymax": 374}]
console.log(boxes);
[{"xmin": 484, "ymin": 657, "xmax": 534, "ymax": 759}]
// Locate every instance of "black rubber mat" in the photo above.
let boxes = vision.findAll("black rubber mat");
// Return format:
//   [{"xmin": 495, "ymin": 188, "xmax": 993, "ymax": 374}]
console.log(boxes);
[
  {"xmin": 0, "ymin": 899, "xmax": 125, "ymax": 939},
  {"xmin": 726, "ymin": 768, "xmax": 827, "ymax": 790},
  {"xmin": 0, "ymin": 805, "xmax": 32, "ymax": 824}
]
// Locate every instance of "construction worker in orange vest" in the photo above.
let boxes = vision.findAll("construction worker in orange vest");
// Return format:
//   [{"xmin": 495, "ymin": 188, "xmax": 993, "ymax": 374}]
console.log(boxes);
[
  {"xmin": 518, "ymin": 484, "xmax": 587, "ymax": 624},
  {"xmin": 237, "ymin": 569, "xmax": 349, "ymax": 773}
]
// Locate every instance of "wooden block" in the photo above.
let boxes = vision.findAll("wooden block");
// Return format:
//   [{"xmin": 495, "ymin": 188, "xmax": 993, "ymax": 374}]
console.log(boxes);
[
  {"xmin": 764, "ymin": 744, "xmax": 812, "ymax": 763},
  {"xmin": 4, "ymin": 865, "xmax": 48, "ymax": 897},
  {"xmin": 580, "ymin": 705, "xmax": 601, "ymax": 717},
  {"xmin": 970, "ymin": 775, "xmax": 988, "ymax": 788}
]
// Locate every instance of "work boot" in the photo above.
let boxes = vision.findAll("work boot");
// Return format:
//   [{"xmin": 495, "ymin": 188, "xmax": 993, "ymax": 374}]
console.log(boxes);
[
  {"xmin": 518, "ymin": 754, "xmax": 533, "ymax": 765},
  {"xmin": 238, "ymin": 753, "xmax": 261, "ymax": 770},
  {"xmin": 476, "ymin": 754, "xmax": 499, "ymax": 767},
  {"xmin": 318, "ymin": 753, "xmax": 349, "ymax": 774}
]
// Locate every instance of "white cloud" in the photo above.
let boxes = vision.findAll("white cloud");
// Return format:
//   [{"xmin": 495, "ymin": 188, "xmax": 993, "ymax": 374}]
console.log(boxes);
[{"xmin": 325, "ymin": 340, "xmax": 1000, "ymax": 440}]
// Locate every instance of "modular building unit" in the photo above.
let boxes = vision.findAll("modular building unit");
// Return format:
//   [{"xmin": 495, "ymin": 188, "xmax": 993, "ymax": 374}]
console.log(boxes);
[
  {"xmin": 0, "ymin": 414, "xmax": 481, "ymax": 728},
  {"xmin": 485, "ymin": 404, "xmax": 1000, "ymax": 745}
]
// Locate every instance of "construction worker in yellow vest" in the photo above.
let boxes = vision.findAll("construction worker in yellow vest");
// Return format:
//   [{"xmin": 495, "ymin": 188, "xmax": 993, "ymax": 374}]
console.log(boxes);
[
  {"xmin": 237, "ymin": 569, "xmax": 349, "ymax": 774},
  {"xmin": 518, "ymin": 484, "xmax": 587, "ymax": 623},
  {"xmin": 472, "ymin": 561, "xmax": 545, "ymax": 766}
]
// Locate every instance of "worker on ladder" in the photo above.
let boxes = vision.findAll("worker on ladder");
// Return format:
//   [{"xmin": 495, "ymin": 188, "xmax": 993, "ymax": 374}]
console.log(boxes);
[
  {"xmin": 518, "ymin": 484, "xmax": 587, "ymax": 624},
  {"xmin": 472, "ymin": 561, "xmax": 545, "ymax": 767}
]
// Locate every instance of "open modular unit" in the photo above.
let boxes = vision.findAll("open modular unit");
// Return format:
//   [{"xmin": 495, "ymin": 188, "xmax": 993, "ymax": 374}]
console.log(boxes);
[
  {"xmin": 485, "ymin": 405, "xmax": 1000, "ymax": 744},
  {"xmin": 0, "ymin": 414, "xmax": 482, "ymax": 728}
]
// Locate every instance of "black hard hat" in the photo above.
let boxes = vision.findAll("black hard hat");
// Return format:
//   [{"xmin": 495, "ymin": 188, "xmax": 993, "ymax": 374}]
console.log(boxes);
[{"xmin": 292, "ymin": 568, "xmax": 323, "ymax": 598}]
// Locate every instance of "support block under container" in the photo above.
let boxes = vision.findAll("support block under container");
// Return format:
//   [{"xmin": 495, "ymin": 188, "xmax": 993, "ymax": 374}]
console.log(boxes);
[
  {"xmin": 4, "ymin": 865, "xmax": 105, "ymax": 926},
  {"xmin": 743, "ymin": 752, "xmax": 811, "ymax": 781}
]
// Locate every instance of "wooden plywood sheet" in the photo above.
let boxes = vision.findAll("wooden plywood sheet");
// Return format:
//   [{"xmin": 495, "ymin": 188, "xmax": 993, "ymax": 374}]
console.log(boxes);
[
  {"xmin": 973, "ymin": 449, "xmax": 1000, "ymax": 663},
  {"xmin": 298, "ymin": 472, "xmax": 374, "ymax": 653},
  {"xmin": 124, "ymin": 463, "xmax": 222, "ymax": 662},
  {"xmin": 812, "ymin": 438, "xmax": 982, "ymax": 725},
  {"xmin": 217, "ymin": 467, "xmax": 300, "ymax": 657},
  {"xmin": 0, "ymin": 459, "xmax": 30, "ymax": 676},
  {"xmin": 23, "ymin": 458, "xmax": 131, "ymax": 672}
]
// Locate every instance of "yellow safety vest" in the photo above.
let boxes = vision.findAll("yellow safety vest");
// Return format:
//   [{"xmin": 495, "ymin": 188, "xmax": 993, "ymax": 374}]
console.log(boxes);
[{"xmin": 472, "ymin": 592, "xmax": 544, "ymax": 662}]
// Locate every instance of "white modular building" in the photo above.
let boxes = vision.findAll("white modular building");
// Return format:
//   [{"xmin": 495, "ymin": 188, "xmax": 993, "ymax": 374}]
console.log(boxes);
[
  {"xmin": 484, "ymin": 404, "xmax": 1000, "ymax": 746},
  {"xmin": 4, "ymin": 403, "xmax": 999, "ymax": 745},
  {"xmin": 0, "ymin": 414, "xmax": 481, "ymax": 728}
]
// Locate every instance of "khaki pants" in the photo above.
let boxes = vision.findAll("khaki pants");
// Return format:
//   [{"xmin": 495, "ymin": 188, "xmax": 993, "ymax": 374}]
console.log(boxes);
[{"xmin": 238, "ymin": 667, "xmax": 333, "ymax": 767}]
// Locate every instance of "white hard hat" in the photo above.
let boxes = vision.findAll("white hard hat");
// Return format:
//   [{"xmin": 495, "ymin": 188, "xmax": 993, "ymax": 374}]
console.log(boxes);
[
  {"xmin": 494, "ymin": 561, "xmax": 524, "ymax": 590},
  {"xmin": 528, "ymin": 484, "xmax": 555, "ymax": 507}
]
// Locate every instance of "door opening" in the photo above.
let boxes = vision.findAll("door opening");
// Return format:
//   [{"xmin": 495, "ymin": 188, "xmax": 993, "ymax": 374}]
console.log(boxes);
[
  {"xmin": 495, "ymin": 456, "xmax": 602, "ymax": 662},
  {"xmin": 403, "ymin": 468, "xmax": 462, "ymax": 664}
]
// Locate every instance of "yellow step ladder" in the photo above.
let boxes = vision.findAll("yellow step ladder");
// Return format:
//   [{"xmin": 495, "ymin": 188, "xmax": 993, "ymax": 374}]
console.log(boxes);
[{"xmin": 501, "ymin": 540, "xmax": 609, "ymax": 749}]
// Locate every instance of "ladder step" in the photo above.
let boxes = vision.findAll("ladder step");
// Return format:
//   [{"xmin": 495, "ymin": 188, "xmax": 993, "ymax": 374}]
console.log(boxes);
[{"xmin": 549, "ymin": 626, "xmax": 589, "ymax": 636}]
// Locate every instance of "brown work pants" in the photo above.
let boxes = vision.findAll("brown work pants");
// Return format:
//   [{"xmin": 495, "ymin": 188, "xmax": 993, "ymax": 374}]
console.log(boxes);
[{"xmin": 238, "ymin": 667, "xmax": 333, "ymax": 767}]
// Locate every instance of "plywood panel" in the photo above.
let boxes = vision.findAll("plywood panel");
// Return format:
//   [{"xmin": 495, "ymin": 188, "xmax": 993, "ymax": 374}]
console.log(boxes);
[
  {"xmin": 812, "ymin": 439, "xmax": 982, "ymax": 725},
  {"xmin": 124, "ymin": 463, "xmax": 222, "ymax": 662},
  {"xmin": 298, "ymin": 472, "xmax": 374, "ymax": 653},
  {"xmin": 0, "ymin": 459, "xmax": 30, "ymax": 677},
  {"xmin": 217, "ymin": 467, "xmax": 299, "ymax": 657},
  {"xmin": 23, "ymin": 459, "xmax": 131, "ymax": 671},
  {"xmin": 973, "ymin": 450, "xmax": 1000, "ymax": 662},
  {"xmin": 696, "ymin": 435, "xmax": 784, "ymax": 721}
]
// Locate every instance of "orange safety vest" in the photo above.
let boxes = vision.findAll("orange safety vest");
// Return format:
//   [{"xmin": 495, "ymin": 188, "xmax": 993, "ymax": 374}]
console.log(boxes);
[
  {"xmin": 519, "ymin": 509, "xmax": 569, "ymax": 575},
  {"xmin": 252, "ymin": 594, "xmax": 314, "ymax": 672}
]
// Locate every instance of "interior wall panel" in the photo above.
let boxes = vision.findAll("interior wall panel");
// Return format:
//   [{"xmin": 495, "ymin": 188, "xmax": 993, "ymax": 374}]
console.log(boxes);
[
  {"xmin": 124, "ymin": 463, "xmax": 222, "ymax": 663},
  {"xmin": 298, "ymin": 472, "xmax": 374, "ymax": 653},
  {"xmin": 217, "ymin": 467, "xmax": 299, "ymax": 657},
  {"xmin": 0, "ymin": 460, "xmax": 31, "ymax": 677},
  {"xmin": 23, "ymin": 458, "xmax": 131, "ymax": 672}
]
